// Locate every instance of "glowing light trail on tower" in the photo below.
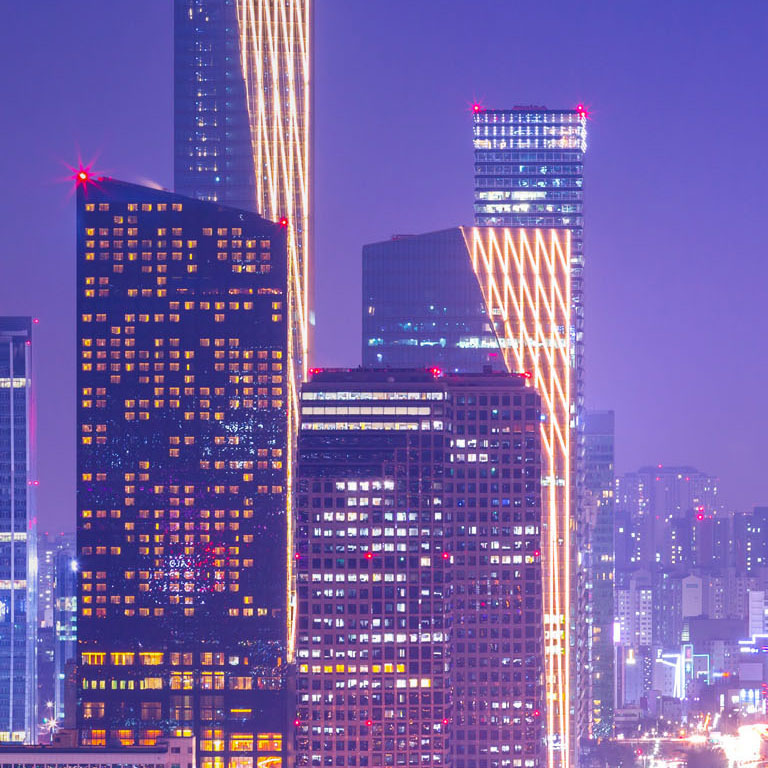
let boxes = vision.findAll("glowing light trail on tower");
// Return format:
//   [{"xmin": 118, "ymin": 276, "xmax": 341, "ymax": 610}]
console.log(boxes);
[
  {"xmin": 235, "ymin": 0, "xmax": 312, "ymax": 663},
  {"xmin": 463, "ymin": 226, "xmax": 572, "ymax": 768}
]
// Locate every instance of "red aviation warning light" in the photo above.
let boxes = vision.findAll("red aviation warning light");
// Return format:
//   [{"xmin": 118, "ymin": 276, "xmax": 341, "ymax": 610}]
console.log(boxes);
[
  {"xmin": 73, "ymin": 166, "xmax": 92, "ymax": 187},
  {"xmin": 429, "ymin": 366, "xmax": 443, "ymax": 378},
  {"xmin": 364, "ymin": 551, "xmax": 374, "ymax": 560},
  {"xmin": 279, "ymin": 217, "xmax": 289, "ymax": 228},
  {"xmin": 575, "ymin": 103, "xmax": 590, "ymax": 119}
]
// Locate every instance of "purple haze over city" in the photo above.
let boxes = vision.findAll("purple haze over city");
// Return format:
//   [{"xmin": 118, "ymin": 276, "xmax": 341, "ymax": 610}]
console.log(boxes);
[{"xmin": 0, "ymin": 1, "xmax": 767, "ymax": 530}]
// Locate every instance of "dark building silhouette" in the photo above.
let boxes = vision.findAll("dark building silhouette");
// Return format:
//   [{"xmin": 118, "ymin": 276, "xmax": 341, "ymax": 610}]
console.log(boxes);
[
  {"xmin": 174, "ymin": 0, "xmax": 256, "ymax": 211},
  {"xmin": 362, "ymin": 230, "xmax": 502, "ymax": 372},
  {"xmin": 76, "ymin": 177, "xmax": 289, "ymax": 768}
]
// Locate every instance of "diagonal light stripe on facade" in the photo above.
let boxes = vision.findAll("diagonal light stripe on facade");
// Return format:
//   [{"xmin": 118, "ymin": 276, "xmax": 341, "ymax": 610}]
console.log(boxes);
[
  {"xmin": 236, "ymin": 0, "xmax": 311, "ymax": 663},
  {"xmin": 462, "ymin": 226, "xmax": 572, "ymax": 768}
]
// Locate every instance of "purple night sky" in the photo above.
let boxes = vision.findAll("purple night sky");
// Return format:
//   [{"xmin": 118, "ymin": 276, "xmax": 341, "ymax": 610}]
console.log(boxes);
[{"xmin": 1, "ymin": 1, "xmax": 767, "ymax": 530}]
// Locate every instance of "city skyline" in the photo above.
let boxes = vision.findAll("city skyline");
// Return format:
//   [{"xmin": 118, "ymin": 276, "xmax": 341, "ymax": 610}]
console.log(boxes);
[
  {"xmin": 2, "ymin": 3, "xmax": 767, "ymax": 528},
  {"xmin": 0, "ymin": 2, "xmax": 767, "ymax": 766},
  {"xmin": 0, "ymin": 2, "xmax": 768, "ymax": 528}
]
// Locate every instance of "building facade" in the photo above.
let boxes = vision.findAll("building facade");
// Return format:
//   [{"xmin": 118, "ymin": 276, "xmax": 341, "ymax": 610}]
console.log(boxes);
[
  {"xmin": 295, "ymin": 369, "xmax": 544, "ymax": 768},
  {"xmin": 76, "ymin": 177, "xmax": 289, "ymax": 768},
  {"xmin": 174, "ymin": 0, "xmax": 312, "ymax": 385},
  {"xmin": 37, "ymin": 532, "xmax": 76, "ymax": 730},
  {"xmin": 584, "ymin": 412, "xmax": 615, "ymax": 737},
  {"xmin": 0, "ymin": 317, "xmax": 38, "ymax": 743},
  {"xmin": 471, "ymin": 106, "xmax": 586, "ymax": 430},
  {"xmin": 363, "ymin": 230, "xmax": 502, "ymax": 372},
  {"xmin": 472, "ymin": 108, "xmax": 588, "ymax": 755},
  {"xmin": 0, "ymin": 735, "xmax": 195, "ymax": 768},
  {"xmin": 363, "ymin": 226, "xmax": 572, "ymax": 766}
]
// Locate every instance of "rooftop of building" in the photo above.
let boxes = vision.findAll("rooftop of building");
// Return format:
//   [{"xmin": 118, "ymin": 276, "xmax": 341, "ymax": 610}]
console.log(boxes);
[
  {"xmin": 363, "ymin": 225, "xmax": 571, "ymax": 248},
  {"xmin": 75, "ymin": 174, "xmax": 283, "ymax": 227},
  {"xmin": 0, "ymin": 316, "xmax": 32, "ymax": 335},
  {"xmin": 306, "ymin": 366, "xmax": 531, "ymax": 388}
]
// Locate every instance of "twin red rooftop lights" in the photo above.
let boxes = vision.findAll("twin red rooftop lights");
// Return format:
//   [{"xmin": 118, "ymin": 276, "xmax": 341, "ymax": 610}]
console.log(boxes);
[{"xmin": 472, "ymin": 101, "xmax": 589, "ymax": 118}]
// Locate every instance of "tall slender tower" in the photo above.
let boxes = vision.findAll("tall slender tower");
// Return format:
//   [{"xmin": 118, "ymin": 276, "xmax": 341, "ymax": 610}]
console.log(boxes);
[
  {"xmin": 584, "ymin": 411, "xmax": 615, "ymax": 737},
  {"xmin": 76, "ymin": 177, "xmax": 290, "ymax": 768},
  {"xmin": 174, "ymin": 0, "xmax": 312, "ymax": 390},
  {"xmin": 473, "ymin": 106, "xmax": 587, "ymax": 765},
  {"xmin": 0, "ymin": 317, "xmax": 38, "ymax": 743}
]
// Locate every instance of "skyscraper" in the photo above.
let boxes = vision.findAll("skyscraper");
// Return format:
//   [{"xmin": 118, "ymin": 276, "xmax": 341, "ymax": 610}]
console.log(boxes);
[
  {"xmin": 53, "ymin": 539, "xmax": 77, "ymax": 725},
  {"xmin": 174, "ymin": 0, "xmax": 312, "ymax": 386},
  {"xmin": 76, "ymin": 177, "xmax": 289, "ymax": 768},
  {"xmin": 37, "ymin": 532, "xmax": 76, "ymax": 731},
  {"xmin": 363, "ymin": 226, "xmax": 573, "ymax": 767},
  {"xmin": 473, "ymin": 107, "xmax": 587, "ymax": 758},
  {"xmin": 584, "ymin": 411, "xmax": 615, "ymax": 737},
  {"xmin": 363, "ymin": 231, "xmax": 502, "ymax": 371},
  {"xmin": 472, "ymin": 106, "xmax": 586, "ymax": 428},
  {"xmin": 0, "ymin": 317, "xmax": 38, "ymax": 743},
  {"xmin": 295, "ymin": 368, "xmax": 544, "ymax": 767}
]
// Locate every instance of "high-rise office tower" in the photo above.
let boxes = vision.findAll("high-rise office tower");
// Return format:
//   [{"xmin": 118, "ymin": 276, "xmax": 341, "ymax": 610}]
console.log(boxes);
[
  {"xmin": 0, "ymin": 317, "xmax": 38, "ymax": 743},
  {"xmin": 37, "ymin": 532, "xmax": 76, "ymax": 728},
  {"xmin": 584, "ymin": 411, "xmax": 615, "ymax": 738},
  {"xmin": 53, "ymin": 540, "xmax": 77, "ymax": 725},
  {"xmin": 472, "ymin": 106, "xmax": 586, "ymax": 430},
  {"xmin": 76, "ymin": 177, "xmax": 290, "ymax": 768},
  {"xmin": 472, "ymin": 106, "xmax": 587, "ymax": 759},
  {"xmin": 363, "ymin": 227, "xmax": 573, "ymax": 767},
  {"xmin": 295, "ymin": 369, "xmax": 544, "ymax": 768},
  {"xmin": 363, "ymin": 231, "xmax": 502, "ymax": 371},
  {"xmin": 175, "ymin": 0, "xmax": 312, "ymax": 388}
]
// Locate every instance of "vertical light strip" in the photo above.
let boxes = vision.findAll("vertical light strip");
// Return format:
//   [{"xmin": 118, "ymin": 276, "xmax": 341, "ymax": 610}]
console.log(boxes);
[
  {"xmin": 236, "ymin": 0, "xmax": 311, "ymax": 664},
  {"xmin": 462, "ymin": 226, "xmax": 572, "ymax": 768}
]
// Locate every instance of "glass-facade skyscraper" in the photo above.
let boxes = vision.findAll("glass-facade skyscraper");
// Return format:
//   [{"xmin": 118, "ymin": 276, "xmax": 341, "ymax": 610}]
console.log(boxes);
[
  {"xmin": 0, "ymin": 317, "xmax": 38, "ymax": 743},
  {"xmin": 37, "ymin": 531, "xmax": 77, "ymax": 731},
  {"xmin": 174, "ymin": 0, "xmax": 256, "ymax": 211},
  {"xmin": 174, "ymin": 0, "xmax": 312, "ymax": 386},
  {"xmin": 363, "ymin": 226, "xmax": 574, "ymax": 766},
  {"xmin": 473, "ymin": 107, "xmax": 588, "ymax": 758},
  {"xmin": 472, "ymin": 106, "xmax": 586, "ymax": 425},
  {"xmin": 584, "ymin": 411, "xmax": 615, "ymax": 737},
  {"xmin": 363, "ymin": 229, "xmax": 502, "ymax": 372},
  {"xmin": 76, "ymin": 177, "xmax": 290, "ymax": 768},
  {"xmin": 296, "ymin": 369, "xmax": 544, "ymax": 767}
]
